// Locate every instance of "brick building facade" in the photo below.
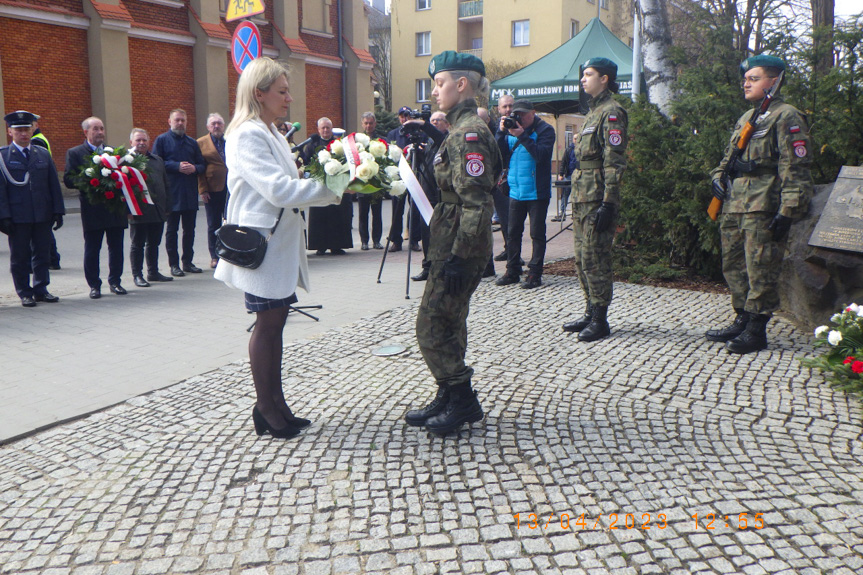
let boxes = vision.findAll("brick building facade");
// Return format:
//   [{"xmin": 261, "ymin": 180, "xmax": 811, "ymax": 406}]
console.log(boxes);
[{"xmin": 0, "ymin": 0, "xmax": 375, "ymax": 173}]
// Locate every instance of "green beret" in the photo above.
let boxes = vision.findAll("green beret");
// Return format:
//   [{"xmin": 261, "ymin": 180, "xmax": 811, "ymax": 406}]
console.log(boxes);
[
  {"xmin": 583, "ymin": 57, "xmax": 618, "ymax": 80},
  {"xmin": 428, "ymin": 50, "xmax": 485, "ymax": 79},
  {"xmin": 740, "ymin": 54, "xmax": 785, "ymax": 76}
]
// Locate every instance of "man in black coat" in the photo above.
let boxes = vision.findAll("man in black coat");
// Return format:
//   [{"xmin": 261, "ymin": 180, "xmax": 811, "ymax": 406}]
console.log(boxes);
[
  {"xmin": 0, "ymin": 111, "xmax": 65, "ymax": 306},
  {"xmin": 64, "ymin": 116, "xmax": 129, "ymax": 299},
  {"xmin": 128, "ymin": 128, "xmax": 173, "ymax": 287}
]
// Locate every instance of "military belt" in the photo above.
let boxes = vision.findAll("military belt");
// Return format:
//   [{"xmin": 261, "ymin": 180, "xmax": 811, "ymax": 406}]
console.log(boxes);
[
  {"xmin": 579, "ymin": 160, "xmax": 603, "ymax": 170},
  {"xmin": 439, "ymin": 190, "xmax": 462, "ymax": 205},
  {"xmin": 733, "ymin": 167, "xmax": 776, "ymax": 179}
]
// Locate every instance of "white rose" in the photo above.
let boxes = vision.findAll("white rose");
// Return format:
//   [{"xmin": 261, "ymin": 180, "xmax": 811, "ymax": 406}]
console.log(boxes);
[
  {"xmin": 354, "ymin": 133, "xmax": 370, "ymax": 147},
  {"xmin": 389, "ymin": 180, "xmax": 407, "ymax": 197},
  {"xmin": 827, "ymin": 330, "xmax": 843, "ymax": 346},
  {"xmin": 121, "ymin": 166, "xmax": 129, "ymax": 174},
  {"xmin": 355, "ymin": 143, "xmax": 365, "ymax": 153},
  {"xmin": 92, "ymin": 156, "xmax": 101, "ymax": 164},
  {"xmin": 814, "ymin": 325, "xmax": 829, "ymax": 337},
  {"xmin": 369, "ymin": 140, "xmax": 387, "ymax": 158},
  {"xmin": 384, "ymin": 166, "xmax": 400, "ymax": 180},
  {"xmin": 101, "ymin": 168, "xmax": 111, "ymax": 177},
  {"xmin": 359, "ymin": 151, "xmax": 374, "ymax": 164},
  {"xmin": 85, "ymin": 167, "xmax": 95, "ymax": 177},
  {"xmin": 355, "ymin": 162, "xmax": 375, "ymax": 182},
  {"xmin": 847, "ymin": 303, "xmax": 860, "ymax": 314},
  {"xmin": 858, "ymin": 307, "xmax": 863, "ymax": 318},
  {"xmin": 324, "ymin": 159, "xmax": 346, "ymax": 176},
  {"xmin": 103, "ymin": 147, "xmax": 114, "ymax": 153},
  {"xmin": 329, "ymin": 140, "xmax": 344, "ymax": 157},
  {"xmin": 831, "ymin": 313, "xmax": 842, "ymax": 323},
  {"xmin": 318, "ymin": 150, "xmax": 332, "ymax": 164},
  {"xmin": 123, "ymin": 155, "xmax": 134, "ymax": 164},
  {"xmin": 389, "ymin": 145, "xmax": 403, "ymax": 163}
]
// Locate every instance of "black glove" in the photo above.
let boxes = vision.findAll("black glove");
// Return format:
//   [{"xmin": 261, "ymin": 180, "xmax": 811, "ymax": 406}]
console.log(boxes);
[
  {"xmin": 442, "ymin": 255, "xmax": 469, "ymax": 296},
  {"xmin": 711, "ymin": 178, "xmax": 727, "ymax": 201},
  {"xmin": 53, "ymin": 214, "xmax": 63, "ymax": 231},
  {"xmin": 594, "ymin": 202, "xmax": 615, "ymax": 233},
  {"xmin": 0, "ymin": 218, "xmax": 12, "ymax": 236},
  {"xmin": 767, "ymin": 214, "xmax": 792, "ymax": 242}
]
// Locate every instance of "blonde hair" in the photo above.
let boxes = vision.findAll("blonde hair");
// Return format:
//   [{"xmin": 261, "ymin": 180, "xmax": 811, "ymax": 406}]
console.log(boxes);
[{"xmin": 226, "ymin": 57, "xmax": 290, "ymax": 135}]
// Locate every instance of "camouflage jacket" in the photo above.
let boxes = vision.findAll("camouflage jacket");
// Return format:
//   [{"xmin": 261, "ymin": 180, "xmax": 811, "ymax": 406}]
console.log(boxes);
[
  {"xmin": 712, "ymin": 97, "xmax": 813, "ymax": 217},
  {"xmin": 572, "ymin": 89, "xmax": 628, "ymax": 205},
  {"xmin": 430, "ymin": 98, "xmax": 502, "ymax": 261}
]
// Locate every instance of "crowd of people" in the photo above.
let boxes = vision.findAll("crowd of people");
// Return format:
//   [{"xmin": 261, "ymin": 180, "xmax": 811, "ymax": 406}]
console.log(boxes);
[{"xmin": 0, "ymin": 49, "xmax": 811, "ymax": 438}]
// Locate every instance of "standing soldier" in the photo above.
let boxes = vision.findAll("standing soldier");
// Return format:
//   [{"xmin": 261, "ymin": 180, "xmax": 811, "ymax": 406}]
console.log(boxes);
[
  {"xmin": 562, "ymin": 58, "xmax": 627, "ymax": 342},
  {"xmin": 404, "ymin": 51, "xmax": 501, "ymax": 436},
  {"xmin": 706, "ymin": 55, "xmax": 812, "ymax": 354},
  {"xmin": 0, "ymin": 111, "xmax": 65, "ymax": 306}
]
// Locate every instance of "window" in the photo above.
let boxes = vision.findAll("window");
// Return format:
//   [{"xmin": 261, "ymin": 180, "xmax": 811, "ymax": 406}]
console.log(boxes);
[
  {"xmin": 601, "ymin": 0, "xmax": 608, "ymax": 8},
  {"xmin": 587, "ymin": 0, "xmax": 594, "ymax": 4},
  {"xmin": 570, "ymin": 20, "xmax": 580, "ymax": 38},
  {"xmin": 301, "ymin": 0, "xmax": 332, "ymax": 34},
  {"xmin": 416, "ymin": 32, "xmax": 431, "ymax": 56},
  {"xmin": 512, "ymin": 20, "xmax": 529, "ymax": 47},
  {"xmin": 471, "ymin": 37, "xmax": 482, "ymax": 50},
  {"xmin": 416, "ymin": 79, "xmax": 431, "ymax": 102},
  {"xmin": 417, "ymin": 0, "xmax": 430, "ymax": 10}
]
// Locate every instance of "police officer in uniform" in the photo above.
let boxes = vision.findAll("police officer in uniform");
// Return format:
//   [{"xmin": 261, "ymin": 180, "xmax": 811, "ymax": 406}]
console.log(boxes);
[
  {"xmin": 404, "ymin": 51, "xmax": 502, "ymax": 436},
  {"xmin": 562, "ymin": 58, "xmax": 627, "ymax": 342},
  {"xmin": 0, "ymin": 111, "xmax": 65, "ymax": 306},
  {"xmin": 707, "ymin": 55, "xmax": 812, "ymax": 354}
]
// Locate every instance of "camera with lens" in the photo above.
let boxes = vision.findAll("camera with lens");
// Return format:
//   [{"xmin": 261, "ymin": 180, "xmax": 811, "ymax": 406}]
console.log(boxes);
[
  {"xmin": 399, "ymin": 104, "xmax": 432, "ymax": 137},
  {"xmin": 502, "ymin": 112, "xmax": 522, "ymax": 131}
]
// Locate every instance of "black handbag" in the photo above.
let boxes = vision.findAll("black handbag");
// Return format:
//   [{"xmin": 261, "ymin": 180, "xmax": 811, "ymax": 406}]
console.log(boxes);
[{"xmin": 215, "ymin": 208, "xmax": 284, "ymax": 270}]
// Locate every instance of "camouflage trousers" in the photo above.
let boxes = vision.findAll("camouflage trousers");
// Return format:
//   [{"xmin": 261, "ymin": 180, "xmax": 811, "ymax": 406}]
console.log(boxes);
[
  {"xmin": 720, "ymin": 212, "xmax": 786, "ymax": 315},
  {"xmin": 572, "ymin": 201, "xmax": 616, "ymax": 306},
  {"xmin": 415, "ymin": 258, "xmax": 486, "ymax": 387}
]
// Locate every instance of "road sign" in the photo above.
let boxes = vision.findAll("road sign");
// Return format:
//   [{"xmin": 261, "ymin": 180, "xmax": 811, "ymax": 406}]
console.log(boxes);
[
  {"xmin": 231, "ymin": 21, "xmax": 262, "ymax": 75},
  {"xmin": 226, "ymin": 0, "xmax": 265, "ymax": 23}
]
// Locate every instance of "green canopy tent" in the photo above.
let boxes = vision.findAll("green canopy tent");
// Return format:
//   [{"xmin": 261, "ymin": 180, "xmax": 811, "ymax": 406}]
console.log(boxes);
[{"xmin": 489, "ymin": 17, "xmax": 642, "ymax": 115}]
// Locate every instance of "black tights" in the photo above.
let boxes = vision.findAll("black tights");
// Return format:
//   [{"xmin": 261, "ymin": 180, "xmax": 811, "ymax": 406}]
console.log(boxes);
[{"xmin": 249, "ymin": 306, "xmax": 294, "ymax": 428}]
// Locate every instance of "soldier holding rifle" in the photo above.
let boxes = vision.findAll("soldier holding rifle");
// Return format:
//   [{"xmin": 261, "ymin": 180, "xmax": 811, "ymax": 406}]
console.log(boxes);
[{"xmin": 706, "ymin": 55, "xmax": 812, "ymax": 354}]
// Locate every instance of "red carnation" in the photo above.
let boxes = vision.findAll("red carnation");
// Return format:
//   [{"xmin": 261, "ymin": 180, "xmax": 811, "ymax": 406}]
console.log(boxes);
[
  {"xmin": 142, "ymin": 173, "xmax": 148, "ymax": 180},
  {"xmin": 110, "ymin": 171, "xmax": 120, "ymax": 180},
  {"xmin": 852, "ymin": 361, "xmax": 863, "ymax": 374},
  {"xmin": 105, "ymin": 191, "xmax": 115, "ymax": 199},
  {"xmin": 115, "ymin": 181, "xmax": 123, "ymax": 189},
  {"xmin": 844, "ymin": 356, "xmax": 856, "ymax": 365},
  {"xmin": 89, "ymin": 178, "xmax": 100, "ymax": 186}
]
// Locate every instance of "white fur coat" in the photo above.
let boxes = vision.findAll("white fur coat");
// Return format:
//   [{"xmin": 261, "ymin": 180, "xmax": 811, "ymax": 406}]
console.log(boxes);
[{"xmin": 214, "ymin": 119, "xmax": 340, "ymax": 299}]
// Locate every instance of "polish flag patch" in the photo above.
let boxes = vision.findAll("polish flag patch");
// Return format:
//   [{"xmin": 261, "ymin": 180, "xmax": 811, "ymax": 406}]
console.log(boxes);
[{"xmin": 465, "ymin": 132, "xmax": 478, "ymax": 142}]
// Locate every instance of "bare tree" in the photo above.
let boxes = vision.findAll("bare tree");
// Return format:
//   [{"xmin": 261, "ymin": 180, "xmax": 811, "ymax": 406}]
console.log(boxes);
[
  {"xmin": 370, "ymin": 27, "xmax": 392, "ymax": 112},
  {"xmin": 811, "ymin": 0, "xmax": 835, "ymax": 74},
  {"xmin": 637, "ymin": 0, "xmax": 677, "ymax": 116}
]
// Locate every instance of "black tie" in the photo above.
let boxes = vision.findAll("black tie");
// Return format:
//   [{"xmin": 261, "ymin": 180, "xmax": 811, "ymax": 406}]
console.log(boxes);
[{"xmin": 22, "ymin": 148, "xmax": 30, "ymax": 161}]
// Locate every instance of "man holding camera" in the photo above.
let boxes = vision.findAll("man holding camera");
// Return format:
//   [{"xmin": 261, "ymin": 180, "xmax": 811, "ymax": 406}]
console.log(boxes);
[{"xmin": 494, "ymin": 100, "xmax": 555, "ymax": 289}]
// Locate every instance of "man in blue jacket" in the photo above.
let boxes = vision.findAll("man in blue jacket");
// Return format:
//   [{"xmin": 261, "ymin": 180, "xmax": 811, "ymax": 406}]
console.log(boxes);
[
  {"xmin": 494, "ymin": 100, "xmax": 555, "ymax": 289},
  {"xmin": 153, "ymin": 109, "xmax": 205, "ymax": 277},
  {"xmin": 0, "ymin": 111, "xmax": 65, "ymax": 306}
]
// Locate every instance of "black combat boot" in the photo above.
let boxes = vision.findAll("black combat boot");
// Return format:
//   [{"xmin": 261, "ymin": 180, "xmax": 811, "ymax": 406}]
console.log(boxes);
[
  {"xmin": 578, "ymin": 306, "xmax": 610, "ymax": 342},
  {"xmin": 404, "ymin": 386, "xmax": 449, "ymax": 427},
  {"xmin": 424, "ymin": 383, "xmax": 483, "ymax": 435},
  {"xmin": 705, "ymin": 309, "xmax": 750, "ymax": 342},
  {"xmin": 726, "ymin": 314, "xmax": 769, "ymax": 354},
  {"xmin": 562, "ymin": 302, "xmax": 594, "ymax": 333}
]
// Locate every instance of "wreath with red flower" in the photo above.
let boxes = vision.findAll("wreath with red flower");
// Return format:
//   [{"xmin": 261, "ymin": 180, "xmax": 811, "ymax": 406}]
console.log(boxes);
[{"xmin": 71, "ymin": 146, "xmax": 152, "ymax": 216}]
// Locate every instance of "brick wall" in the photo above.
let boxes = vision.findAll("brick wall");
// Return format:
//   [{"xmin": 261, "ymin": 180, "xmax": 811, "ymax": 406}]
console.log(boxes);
[
  {"xmin": 0, "ymin": 18, "xmax": 90, "ymax": 171},
  {"xmin": 305, "ymin": 65, "xmax": 342, "ymax": 130},
  {"xmin": 28, "ymin": 0, "xmax": 83, "ymax": 13},
  {"xmin": 299, "ymin": 0, "xmax": 341, "ymax": 59},
  {"xmin": 227, "ymin": 52, "xmax": 239, "ymax": 117},
  {"xmin": 129, "ymin": 38, "xmax": 197, "ymax": 143},
  {"xmin": 124, "ymin": 0, "xmax": 189, "ymax": 31}
]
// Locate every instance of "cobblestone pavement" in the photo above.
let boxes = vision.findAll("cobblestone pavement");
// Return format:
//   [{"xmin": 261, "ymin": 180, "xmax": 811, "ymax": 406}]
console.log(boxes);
[{"xmin": 2, "ymin": 276, "xmax": 862, "ymax": 574}]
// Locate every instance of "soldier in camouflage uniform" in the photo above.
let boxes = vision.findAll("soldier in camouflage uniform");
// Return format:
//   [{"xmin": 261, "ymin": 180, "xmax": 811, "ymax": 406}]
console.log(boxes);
[
  {"xmin": 562, "ymin": 57, "xmax": 627, "ymax": 342},
  {"xmin": 404, "ymin": 50, "xmax": 502, "ymax": 436},
  {"xmin": 707, "ymin": 55, "xmax": 812, "ymax": 354}
]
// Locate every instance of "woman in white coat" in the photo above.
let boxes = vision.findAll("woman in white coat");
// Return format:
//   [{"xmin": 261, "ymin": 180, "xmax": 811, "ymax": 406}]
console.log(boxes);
[{"xmin": 215, "ymin": 57, "xmax": 348, "ymax": 438}]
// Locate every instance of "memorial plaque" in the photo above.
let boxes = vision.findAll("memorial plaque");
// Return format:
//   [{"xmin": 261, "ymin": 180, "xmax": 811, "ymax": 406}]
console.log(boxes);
[{"xmin": 809, "ymin": 166, "xmax": 863, "ymax": 253}]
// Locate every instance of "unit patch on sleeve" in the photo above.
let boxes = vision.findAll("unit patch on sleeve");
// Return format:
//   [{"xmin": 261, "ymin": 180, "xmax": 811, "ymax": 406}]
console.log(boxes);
[
  {"xmin": 465, "ymin": 152, "xmax": 485, "ymax": 176},
  {"xmin": 465, "ymin": 132, "xmax": 478, "ymax": 142},
  {"xmin": 608, "ymin": 129, "xmax": 623, "ymax": 146},
  {"xmin": 792, "ymin": 140, "xmax": 808, "ymax": 158}
]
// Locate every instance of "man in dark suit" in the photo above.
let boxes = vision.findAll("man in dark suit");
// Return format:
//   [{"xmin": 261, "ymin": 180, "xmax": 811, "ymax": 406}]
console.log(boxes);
[
  {"xmin": 64, "ymin": 116, "xmax": 129, "ymax": 299},
  {"xmin": 197, "ymin": 113, "xmax": 228, "ymax": 269},
  {"xmin": 0, "ymin": 111, "xmax": 65, "ymax": 307},
  {"xmin": 128, "ymin": 128, "xmax": 173, "ymax": 287},
  {"xmin": 153, "ymin": 108, "xmax": 205, "ymax": 276}
]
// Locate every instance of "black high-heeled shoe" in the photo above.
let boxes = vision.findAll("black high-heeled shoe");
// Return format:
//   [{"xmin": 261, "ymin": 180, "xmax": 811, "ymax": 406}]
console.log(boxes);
[
  {"xmin": 252, "ymin": 406, "xmax": 301, "ymax": 439},
  {"xmin": 274, "ymin": 401, "xmax": 312, "ymax": 429}
]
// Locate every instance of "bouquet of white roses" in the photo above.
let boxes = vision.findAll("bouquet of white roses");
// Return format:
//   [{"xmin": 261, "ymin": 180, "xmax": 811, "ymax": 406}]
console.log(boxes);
[
  {"xmin": 802, "ymin": 303, "xmax": 863, "ymax": 397},
  {"xmin": 304, "ymin": 132, "xmax": 407, "ymax": 200}
]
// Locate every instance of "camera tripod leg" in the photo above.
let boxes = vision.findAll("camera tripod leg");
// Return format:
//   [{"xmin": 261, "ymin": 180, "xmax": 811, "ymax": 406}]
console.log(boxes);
[{"xmin": 377, "ymin": 237, "xmax": 390, "ymax": 283}]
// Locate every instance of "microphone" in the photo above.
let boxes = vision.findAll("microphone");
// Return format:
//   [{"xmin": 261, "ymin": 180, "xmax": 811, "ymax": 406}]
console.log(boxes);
[
  {"xmin": 292, "ymin": 136, "xmax": 313, "ymax": 152},
  {"xmin": 284, "ymin": 121, "xmax": 301, "ymax": 139}
]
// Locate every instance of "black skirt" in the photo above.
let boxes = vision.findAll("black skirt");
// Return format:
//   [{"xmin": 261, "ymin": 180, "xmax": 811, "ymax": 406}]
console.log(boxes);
[{"xmin": 244, "ymin": 292, "xmax": 298, "ymax": 312}]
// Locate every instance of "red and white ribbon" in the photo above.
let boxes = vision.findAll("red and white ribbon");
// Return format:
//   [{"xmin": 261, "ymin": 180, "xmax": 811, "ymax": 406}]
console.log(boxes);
[
  {"xmin": 99, "ymin": 154, "xmax": 143, "ymax": 216},
  {"xmin": 127, "ymin": 166, "xmax": 154, "ymax": 205},
  {"xmin": 343, "ymin": 133, "xmax": 361, "ymax": 181}
]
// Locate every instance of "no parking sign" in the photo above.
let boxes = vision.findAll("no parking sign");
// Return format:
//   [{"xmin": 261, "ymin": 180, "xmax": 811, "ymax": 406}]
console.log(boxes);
[{"xmin": 231, "ymin": 21, "xmax": 262, "ymax": 74}]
